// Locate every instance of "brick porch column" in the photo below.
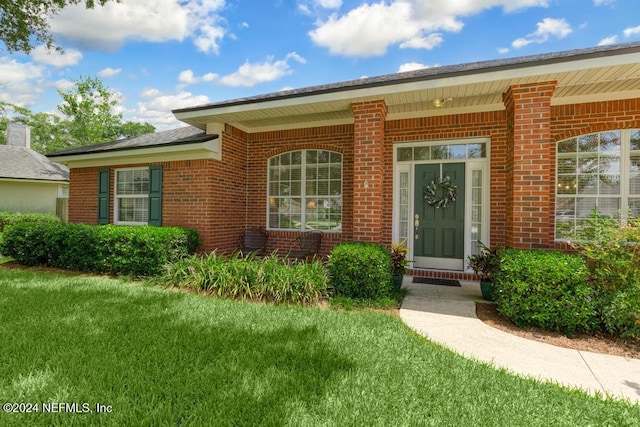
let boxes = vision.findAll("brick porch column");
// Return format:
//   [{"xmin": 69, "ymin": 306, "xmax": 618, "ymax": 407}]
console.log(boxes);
[
  {"xmin": 351, "ymin": 100, "xmax": 387, "ymax": 243},
  {"xmin": 503, "ymin": 81, "xmax": 557, "ymax": 249}
]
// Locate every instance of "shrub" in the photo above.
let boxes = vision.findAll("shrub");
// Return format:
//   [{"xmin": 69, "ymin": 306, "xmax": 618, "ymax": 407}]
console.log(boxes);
[
  {"xmin": 0, "ymin": 222, "xmax": 200, "ymax": 277},
  {"xmin": 494, "ymin": 249, "xmax": 597, "ymax": 336},
  {"xmin": 157, "ymin": 252, "xmax": 329, "ymax": 305},
  {"xmin": 575, "ymin": 218, "xmax": 640, "ymax": 338},
  {"xmin": 0, "ymin": 212, "xmax": 60, "ymax": 233},
  {"xmin": 327, "ymin": 242, "xmax": 393, "ymax": 300}
]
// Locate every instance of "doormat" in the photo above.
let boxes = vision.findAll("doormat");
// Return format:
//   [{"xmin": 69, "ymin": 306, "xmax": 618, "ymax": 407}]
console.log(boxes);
[{"xmin": 412, "ymin": 277, "xmax": 461, "ymax": 287}]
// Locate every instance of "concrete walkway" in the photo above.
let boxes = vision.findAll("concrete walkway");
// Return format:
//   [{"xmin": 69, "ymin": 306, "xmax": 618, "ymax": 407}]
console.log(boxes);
[{"xmin": 399, "ymin": 278, "xmax": 640, "ymax": 404}]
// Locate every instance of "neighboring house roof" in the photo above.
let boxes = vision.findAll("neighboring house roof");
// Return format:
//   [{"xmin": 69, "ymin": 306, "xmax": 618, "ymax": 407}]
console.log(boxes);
[
  {"xmin": 0, "ymin": 145, "xmax": 69, "ymax": 182},
  {"xmin": 48, "ymin": 125, "xmax": 215, "ymax": 157},
  {"xmin": 173, "ymin": 41, "xmax": 640, "ymax": 133}
]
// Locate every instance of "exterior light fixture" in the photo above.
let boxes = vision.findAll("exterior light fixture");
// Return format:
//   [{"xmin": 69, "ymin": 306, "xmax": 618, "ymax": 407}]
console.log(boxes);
[{"xmin": 432, "ymin": 97, "xmax": 453, "ymax": 108}]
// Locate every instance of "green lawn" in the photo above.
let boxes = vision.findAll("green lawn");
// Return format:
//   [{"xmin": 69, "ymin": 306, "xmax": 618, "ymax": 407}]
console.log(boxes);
[{"xmin": 0, "ymin": 268, "xmax": 638, "ymax": 426}]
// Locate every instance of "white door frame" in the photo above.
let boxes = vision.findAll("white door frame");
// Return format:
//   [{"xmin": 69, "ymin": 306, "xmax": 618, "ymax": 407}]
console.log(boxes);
[{"xmin": 392, "ymin": 138, "xmax": 491, "ymax": 272}]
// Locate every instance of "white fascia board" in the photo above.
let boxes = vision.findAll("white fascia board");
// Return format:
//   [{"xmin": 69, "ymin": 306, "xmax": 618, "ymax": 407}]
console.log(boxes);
[
  {"xmin": 174, "ymin": 52, "xmax": 640, "ymax": 121},
  {"xmin": 0, "ymin": 178, "xmax": 67, "ymax": 185},
  {"xmin": 52, "ymin": 139, "xmax": 220, "ymax": 168}
]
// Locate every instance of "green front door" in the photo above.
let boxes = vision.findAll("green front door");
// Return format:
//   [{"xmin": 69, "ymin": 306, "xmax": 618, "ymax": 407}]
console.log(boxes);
[{"xmin": 414, "ymin": 163, "xmax": 465, "ymax": 270}]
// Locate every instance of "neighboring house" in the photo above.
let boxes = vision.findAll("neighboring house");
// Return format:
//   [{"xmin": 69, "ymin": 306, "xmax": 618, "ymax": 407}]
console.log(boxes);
[
  {"xmin": 49, "ymin": 42, "xmax": 640, "ymax": 278},
  {"xmin": 0, "ymin": 123, "xmax": 69, "ymax": 216}
]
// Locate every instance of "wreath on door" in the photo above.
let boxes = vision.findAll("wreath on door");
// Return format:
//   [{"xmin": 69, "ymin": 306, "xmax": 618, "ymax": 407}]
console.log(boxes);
[{"xmin": 423, "ymin": 176, "xmax": 457, "ymax": 209}]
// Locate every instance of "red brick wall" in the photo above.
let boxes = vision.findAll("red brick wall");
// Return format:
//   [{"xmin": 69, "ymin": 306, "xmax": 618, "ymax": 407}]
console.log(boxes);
[
  {"xmin": 68, "ymin": 129, "xmax": 247, "ymax": 252},
  {"xmin": 244, "ymin": 124, "xmax": 354, "ymax": 257},
  {"xmin": 68, "ymin": 95, "xmax": 640, "ymax": 260},
  {"xmin": 503, "ymin": 81, "xmax": 557, "ymax": 249},
  {"xmin": 351, "ymin": 100, "xmax": 387, "ymax": 243},
  {"xmin": 385, "ymin": 111, "xmax": 509, "ymax": 248}
]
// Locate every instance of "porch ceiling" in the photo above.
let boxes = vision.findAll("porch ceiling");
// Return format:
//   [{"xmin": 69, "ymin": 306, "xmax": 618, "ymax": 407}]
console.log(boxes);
[{"xmin": 173, "ymin": 45, "xmax": 640, "ymax": 134}]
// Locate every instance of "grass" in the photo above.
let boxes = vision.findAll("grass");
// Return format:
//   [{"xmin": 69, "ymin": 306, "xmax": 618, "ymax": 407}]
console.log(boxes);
[{"xmin": 0, "ymin": 268, "xmax": 639, "ymax": 426}]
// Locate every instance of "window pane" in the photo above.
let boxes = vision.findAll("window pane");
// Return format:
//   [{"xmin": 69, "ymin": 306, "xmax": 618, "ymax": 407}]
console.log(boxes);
[
  {"xmin": 414, "ymin": 146, "xmax": 430, "ymax": 160},
  {"xmin": 578, "ymin": 134, "xmax": 599, "ymax": 152},
  {"xmin": 306, "ymin": 150, "xmax": 318, "ymax": 164},
  {"xmin": 629, "ymin": 198, "xmax": 640, "ymax": 219},
  {"xmin": 599, "ymin": 132, "xmax": 621, "ymax": 153},
  {"xmin": 397, "ymin": 147, "xmax": 413, "ymax": 161},
  {"xmin": 631, "ymin": 131, "xmax": 640, "ymax": 150},
  {"xmin": 558, "ymin": 138, "xmax": 577, "ymax": 153},
  {"xmin": 317, "ymin": 151, "xmax": 330, "ymax": 163},
  {"xmin": 557, "ymin": 157, "xmax": 577, "ymax": 174},
  {"xmin": 557, "ymin": 175, "xmax": 577, "ymax": 194},
  {"xmin": 450, "ymin": 145, "xmax": 466, "ymax": 159},
  {"xmin": 431, "ymin": 145, "xmax": 449, "ymax": 159},
  {"xmin": 118, "ymin": 197, "xmax": 148, "ymax": 223},
  {"xmin": 598, "ymin": 175, "xmax": 620, "ymax": 195}
]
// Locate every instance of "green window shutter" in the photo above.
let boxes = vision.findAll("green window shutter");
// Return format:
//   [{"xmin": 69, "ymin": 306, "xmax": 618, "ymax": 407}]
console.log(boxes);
[
  {"xmin": 148, "ymin": 165, "xmax": 163, "ymax": 226},
  {"xmin": 98, "ymin": 168, "xmax": 110, "ymax": 224}
]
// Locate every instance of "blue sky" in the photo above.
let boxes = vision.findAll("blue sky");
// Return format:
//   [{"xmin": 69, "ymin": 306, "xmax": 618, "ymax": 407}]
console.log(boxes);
[{"xmin": 1, "ymin": 0, "xmax": 639, "ymax": 131}]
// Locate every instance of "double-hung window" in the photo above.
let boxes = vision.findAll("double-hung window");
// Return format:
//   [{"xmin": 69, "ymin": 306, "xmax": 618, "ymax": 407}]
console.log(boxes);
[
  {"xmin": 115, "ymin": 168, "xmax": 149, "ymax": 225},
  {"xmin": 268, "ymin": 150, "xmax": 342, "ymax": 231},
  {"xmin": 98, "ymin": 166, "xmax": 162, "ymax": 226}
]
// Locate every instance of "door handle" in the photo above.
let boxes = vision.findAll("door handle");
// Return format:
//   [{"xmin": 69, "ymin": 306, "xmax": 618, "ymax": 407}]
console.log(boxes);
[{"xmin": 414, "ymin": 214, "xmax": 420, "ymax": 239}]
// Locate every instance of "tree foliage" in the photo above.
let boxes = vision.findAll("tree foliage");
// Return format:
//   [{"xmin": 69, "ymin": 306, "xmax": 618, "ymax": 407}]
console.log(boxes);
[
  {"xmin": 1, "ymin": 76, "xmax": 154, "ymax": 154},
  {"xmin": 0, "ymin": 0, "xmax": 117, "ymax": 53}
]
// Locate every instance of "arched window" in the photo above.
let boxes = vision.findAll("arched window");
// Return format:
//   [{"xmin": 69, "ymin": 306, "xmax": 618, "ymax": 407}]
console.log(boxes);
[
  {"xmin": 268, "ymin": 150, "xmax": 342, "ymax": 231},
  {"xmin": 556, "ymin": 130, "xmax": 640, "ymax": 240}
]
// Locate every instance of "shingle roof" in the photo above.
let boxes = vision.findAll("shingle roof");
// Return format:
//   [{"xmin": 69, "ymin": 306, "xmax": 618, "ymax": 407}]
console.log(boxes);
[
  {"xmin": 0, "ymin": 145, "xmax": 69, "ymax": 181},
  {"xmin": 47, "ymin": 125, "xmax": 215, "ymax": 157},
  {"xmin": 173, "ymin": 41, "xmax": 640, "ymax": 113}
]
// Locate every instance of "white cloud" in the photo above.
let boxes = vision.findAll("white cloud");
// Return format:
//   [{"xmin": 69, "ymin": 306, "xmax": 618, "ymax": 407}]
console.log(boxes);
[
  {"xmin": 218, "ymin": 53, "xmax": 306, "ymax": 87},
  {"xmin": 178, "ymin": 53, "xmax": 306, "ymax": 88},
  {"xmin": 178, "ymin": 69, "xmax": 198, "ymax": 84},
  {"xmin": 624, "ymin": 25, "xmax": 640, "ymax": 38},
  {"xmin": 593, "ymin": 0, "xmax": 614, "ymax": 5},
  {"xmin": 0, "ymin": 58, "xmax": 42, "ymax": 84},
  {"xmin": 0, "ymin": 58, "xmax": 47, "ymax": 106},
  {"xmin": 97, "ymin": 67, "xmax": 122, "ymax": 78},
  {"xmin": 598, "ymin": 35, "xmax": 618, "ymax": 46},
  {"xmin": 31, "ymin": 45, "xmax": 83, "ymax": 67},
  {"xmin": 134, "ymin": 90, "xmax": 211, "ymax": 130},
  {"xmin": 309, "ymin": 0, "xmax": 548, "ymax": 57},
  {"xmin": 50, "ymin": 0, "xmax": 227, "ymax": 54},
  {"xmin": 52, "ymin": 79, "xmax": 76, "ymax": 91},
  {"xmin": 298, "ymin": 0, "xmax": 342, "ymax": 14},
  {"xmin": 399, "ymin": 33, "xmax": 444, "ymax": 50},
  {"xmin": 398, "ymin": 62, "xmax": 437, "ymax": 73},
  {"xmin": 510, "ymin": 17, "xmax": 572, "ymax": 49},
  {"xmin": 140, "ymin": 88, "xmax": 161, "ymax": 99},
  {"xmin": 497, "ymin": 47, "xmax": 510, "ymax": 54}
]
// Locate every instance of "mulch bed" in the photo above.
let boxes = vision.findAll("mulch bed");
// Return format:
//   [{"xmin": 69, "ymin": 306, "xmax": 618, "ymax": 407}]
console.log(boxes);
[{"xmin": 475, "ymin": 302, "xmax": 640, "ymax": 360}]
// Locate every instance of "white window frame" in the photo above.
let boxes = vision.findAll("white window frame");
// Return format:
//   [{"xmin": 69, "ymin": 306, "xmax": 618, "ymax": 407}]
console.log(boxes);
[
  {"xmin": 267, "ymin": 149, "xmax": 342, "ymax": 232},
  {"xmin": 114, "ymin": 167, "xmax": 149, "ymax": 226}
]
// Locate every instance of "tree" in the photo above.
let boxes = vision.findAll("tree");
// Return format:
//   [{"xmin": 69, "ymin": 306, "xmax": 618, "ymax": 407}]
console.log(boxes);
[
  {"xmin": 0, "ymin": 0, "xmax": 117, "ymax": 53},
  {"xmin": 1, "ymin": 76, "xmax": 155, "ymax": 154},
  {"xmin": 57, "ymin": 75, "xmax": 124, "ymax": 146}
]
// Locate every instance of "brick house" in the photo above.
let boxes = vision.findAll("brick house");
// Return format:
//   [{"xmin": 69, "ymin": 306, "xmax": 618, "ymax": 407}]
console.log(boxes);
[{"xmin": 49, "ymin": 42, "xmax": 640, "ymax": 278}]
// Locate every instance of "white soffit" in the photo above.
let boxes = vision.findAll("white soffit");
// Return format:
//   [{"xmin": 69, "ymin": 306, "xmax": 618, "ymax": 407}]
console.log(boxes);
[{"xmin": 174, "ymin": 51, "xmax": 640, "ymax": 133}]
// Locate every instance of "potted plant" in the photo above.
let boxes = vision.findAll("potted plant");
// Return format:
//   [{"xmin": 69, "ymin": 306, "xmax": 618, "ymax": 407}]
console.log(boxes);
[
  {"xmin": 467, "ymin": 241, "xmax": 501, "ymax": 301},
  {"xmin": 390, "ymin": 238, "xmax": 412, "ymax": 289}
]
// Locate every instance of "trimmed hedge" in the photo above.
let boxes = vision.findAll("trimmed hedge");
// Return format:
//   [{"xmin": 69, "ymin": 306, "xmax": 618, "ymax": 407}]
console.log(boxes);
[
  {"xmin": 494, "ymin": 249, "xmax": 597, "ymax": 336},
  {"xmin": 157, "ymin": 252, "xmax": 329, "ymax": 305},
  {"xmin": 0, "ymin": 212, "xmax": 60, "ymax": 232},
  {"xmin": 0, "ymin": 222, "xmax": 200, "ymax": 277},
  {"xmin": 327, "ymin": 242, "xmax": 393, "ymax": 300}
]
